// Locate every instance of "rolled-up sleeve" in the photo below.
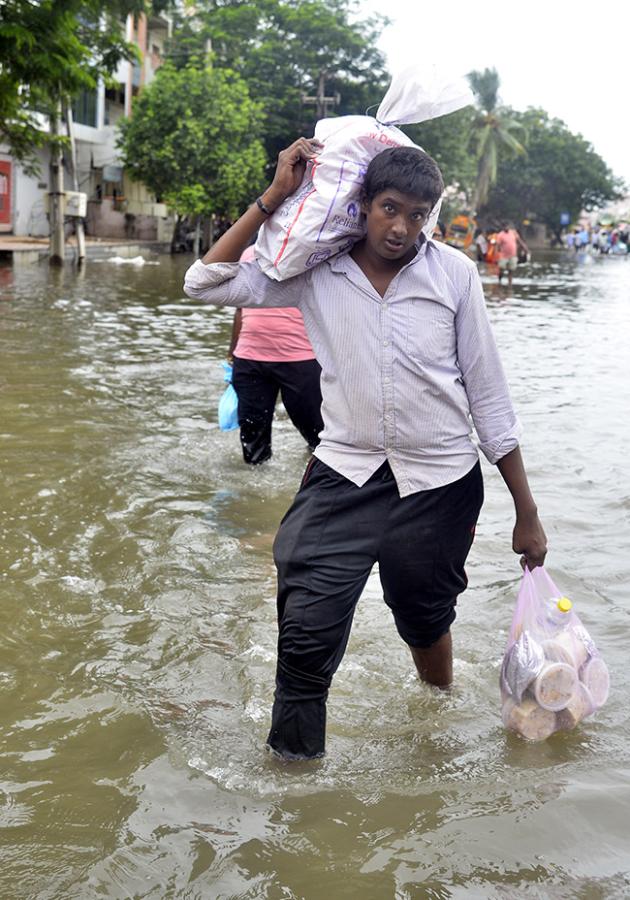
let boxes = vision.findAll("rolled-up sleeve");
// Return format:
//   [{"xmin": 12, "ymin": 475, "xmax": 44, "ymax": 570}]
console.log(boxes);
[
  {"xmin": 455, "ymin": 267, "xmax": 522, "ymax": 464},
  {"xmin": 183, "ymin": 258, "xmax": 307, "ymax": 309}
]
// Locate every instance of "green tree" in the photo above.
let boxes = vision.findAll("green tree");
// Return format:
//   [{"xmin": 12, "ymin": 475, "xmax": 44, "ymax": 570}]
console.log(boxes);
[
  {"xmin": 166, "ymin": 0, "xmax": 389, "ymax": 164},
  {"xmin": 117, "ymin": 61, "xmax": 267, "ymax": 245},
  {"xmin": 0, "ymin": 0, "xmax": 167, "ymax": 173},
  {"xmin": 484, "ymin": 108, "xmax": 623, "ymax": 241},
  {"xmin": 402, "ymin": 106, "xmax": 477, "ymax": 200},
  {"xmin": 467, "ymin": 67, "xmax": 525, "ymax": 213}
]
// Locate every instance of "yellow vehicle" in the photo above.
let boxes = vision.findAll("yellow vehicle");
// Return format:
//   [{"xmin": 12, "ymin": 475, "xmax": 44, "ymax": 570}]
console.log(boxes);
[{"xmin": 445, "ymin": 214, "xmax": 474, "ymax": 252}]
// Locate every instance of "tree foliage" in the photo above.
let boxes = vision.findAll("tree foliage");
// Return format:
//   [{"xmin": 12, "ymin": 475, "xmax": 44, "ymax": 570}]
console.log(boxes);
[
  {"xmin": 166, "ymin": 0, "xmax": 389, "ymax": 163},
  {"xmin": 117, "ymin": 61, "xmax": 267, "ymax": 219},
  {"xmin": 467, "ymin": 67, "xmax": 525, "ymax": 212},
  {"xmin": 0, "ymin": 0, "xmax": 166, "ymax": 172},
  {"xmin": 402, "ymin": 106, "xmax": 477, "ymax": 201},
  {"xmin": 483, "ymin": 108, "xmax": 623, "ymax": 233}
]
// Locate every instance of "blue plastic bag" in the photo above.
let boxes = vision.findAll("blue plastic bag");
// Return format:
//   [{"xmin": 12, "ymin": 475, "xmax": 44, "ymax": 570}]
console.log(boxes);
[{"xmin": 218, "ymin": 361, "xmax": 239, "ymax": 431}]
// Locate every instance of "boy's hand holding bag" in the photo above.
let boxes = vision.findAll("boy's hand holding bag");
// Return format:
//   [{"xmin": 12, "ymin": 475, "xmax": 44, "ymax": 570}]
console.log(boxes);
[
  {"xmin": 255, "ymin": 66, "xmax": 474, "ymax": 281},
  {"xmin": 500, "ymin": 566, "xmax": 609, "ymax": 741}
]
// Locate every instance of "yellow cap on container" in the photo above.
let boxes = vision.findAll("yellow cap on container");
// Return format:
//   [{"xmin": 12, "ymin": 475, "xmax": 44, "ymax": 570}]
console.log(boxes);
[{"xmin": 557, "ymin": 596, "xmax": 572, "ymax": 613}]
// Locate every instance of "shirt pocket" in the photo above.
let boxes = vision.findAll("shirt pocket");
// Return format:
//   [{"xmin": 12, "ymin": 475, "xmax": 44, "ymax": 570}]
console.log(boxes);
[{"xmin": 405, "ymin": 299, "xmax": 455, "ymax": 364}]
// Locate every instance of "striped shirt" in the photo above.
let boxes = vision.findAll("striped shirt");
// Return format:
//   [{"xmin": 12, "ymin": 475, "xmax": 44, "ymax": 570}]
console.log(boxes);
[{"xmin": 184, "ymin": 238, "xmax": 521, "ymax": 497}]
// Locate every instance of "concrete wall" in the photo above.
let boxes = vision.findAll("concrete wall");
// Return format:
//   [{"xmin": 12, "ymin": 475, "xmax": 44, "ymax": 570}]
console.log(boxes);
[
  {"xmin": 521, "ymin": 222, "xmax": 548, "ymax": 249},
  {"xmin": 85, "ymin": 198, "xmax": 160, "ymax": 240},
  {"xmin": 12, "ymin": 149, "xmax": 50, "ymax": 237},
  {"xmin": 144, "ymin": 17, "xmax": 170, "ymax": 85},
  {"xmin": 9, "ymin": 154, "xmax": 171, "ymax": 242}
]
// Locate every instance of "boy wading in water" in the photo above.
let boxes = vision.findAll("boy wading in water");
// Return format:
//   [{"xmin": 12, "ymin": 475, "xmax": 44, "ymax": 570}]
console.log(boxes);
[{"xmin": 184, "ymin": 138, "xmax": 547, "ymax": 760}]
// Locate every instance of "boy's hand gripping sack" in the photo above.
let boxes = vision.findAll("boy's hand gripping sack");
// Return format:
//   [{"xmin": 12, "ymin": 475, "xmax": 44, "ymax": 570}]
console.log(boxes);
[
  {"xmin": 500, "ymin": 566, "xmax": 609, "ymax": 741},
  {"xmin": 255, "ymin": 67, "xmax": 474, "ymax": 281}
]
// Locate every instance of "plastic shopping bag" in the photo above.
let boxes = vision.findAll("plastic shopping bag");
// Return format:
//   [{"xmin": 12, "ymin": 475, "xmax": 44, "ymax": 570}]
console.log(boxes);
[
  {"xmin": 500, "ymin": 566, "xmax": 609, "ymax": 741},
  {"xmin": 218, "ymin": 361, "xmax": 239, "ymax": 432},
  {"xmin": 255, "ymin": 66, "xmax": 474, "ymax": 281}
]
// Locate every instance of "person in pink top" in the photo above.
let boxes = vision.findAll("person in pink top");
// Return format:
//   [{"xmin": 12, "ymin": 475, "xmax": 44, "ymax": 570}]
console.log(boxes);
[
  {"xmin": 496, "ymin": 222, "xmax": 529, "ymax": 287},
  {"xmin": 227, "ymin": 245, "xmax": 323, "ymax": 464}
]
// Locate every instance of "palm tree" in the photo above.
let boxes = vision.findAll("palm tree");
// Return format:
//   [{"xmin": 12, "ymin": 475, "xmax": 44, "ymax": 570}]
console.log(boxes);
[{"xmin": 467, "ymin": 68, "xmax": 525, "ymax": 214}]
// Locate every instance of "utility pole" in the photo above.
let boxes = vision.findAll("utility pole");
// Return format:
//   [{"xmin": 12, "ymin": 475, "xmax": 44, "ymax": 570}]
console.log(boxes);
[
  {"xmin": 48, "ymin": 100, "xmax": 65, "ymax": 265},
  {"xmin": 64, "ymin": 102, "xmax": 86, "ymax": 265},
  {"xmin": 301, "ymin": 70, "xmax": 340, "ymax": 121}
]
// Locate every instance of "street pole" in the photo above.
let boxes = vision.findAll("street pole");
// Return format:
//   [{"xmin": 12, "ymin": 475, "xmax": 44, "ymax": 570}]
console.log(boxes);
[
  {"xmin": 48, "ymin": 100, "xmax": 65, "ymax": 266},
  {"xmin": 302, "ymin": 70, "xmax": 340, "ymax": 125},
  {"xmin": 317, "ymin": 70, "xmax": 326, "ymax": 120},
  {"xmin": 64, "ymin": 102, "xmax": 86, "ymax": 265}
]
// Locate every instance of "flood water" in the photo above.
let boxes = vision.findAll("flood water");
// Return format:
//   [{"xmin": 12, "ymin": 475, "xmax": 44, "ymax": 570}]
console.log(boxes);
[{"xmin": 1, "ymin": 250, "xmax": 629, "ymax": 899}]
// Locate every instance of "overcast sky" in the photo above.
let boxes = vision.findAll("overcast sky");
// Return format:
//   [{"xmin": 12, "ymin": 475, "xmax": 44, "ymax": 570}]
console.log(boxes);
[{"xmin": 364, "ymin": 0, "xmax": 630, "ymax": 189}]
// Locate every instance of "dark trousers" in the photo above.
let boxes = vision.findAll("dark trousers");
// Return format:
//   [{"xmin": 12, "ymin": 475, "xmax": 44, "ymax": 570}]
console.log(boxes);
[
  {"xmin": 232, "ymin": 357, "xmax": 323, "ymax": 465},
  {"xmin": 267, "ymin": 459, "xmax": 484, "ymax": 759}
]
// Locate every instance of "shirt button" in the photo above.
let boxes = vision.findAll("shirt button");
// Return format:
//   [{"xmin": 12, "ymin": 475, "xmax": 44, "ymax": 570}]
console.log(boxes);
[
  {"xmin": 383, "ymin": 340, "xmax": 389, "ymax": 347},
  {"xmin": 384, "ymin": 377, "xmax": 391, "ymax": 384}
]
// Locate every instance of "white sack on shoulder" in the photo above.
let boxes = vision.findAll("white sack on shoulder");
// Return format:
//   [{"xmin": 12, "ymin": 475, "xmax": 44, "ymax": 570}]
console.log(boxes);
[{"xmin": 255, "ymin": 67, "xmax": 474, "ymax": 282}]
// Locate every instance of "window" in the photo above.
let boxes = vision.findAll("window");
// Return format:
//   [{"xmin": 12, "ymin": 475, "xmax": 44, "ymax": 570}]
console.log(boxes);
[
  {"xmin": 72, "ymin": 89, "xmax": 97, "ymax": 128},
  {"xmin": 104, "ymin": 86, "xmax": 125, "ymax": 126}
]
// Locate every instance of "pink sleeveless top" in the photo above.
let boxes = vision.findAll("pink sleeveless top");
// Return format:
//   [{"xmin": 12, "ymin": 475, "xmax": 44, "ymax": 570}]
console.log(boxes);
[{"xmin": 234, "ymin": 246, "xmax": 316, "ymax": 362}]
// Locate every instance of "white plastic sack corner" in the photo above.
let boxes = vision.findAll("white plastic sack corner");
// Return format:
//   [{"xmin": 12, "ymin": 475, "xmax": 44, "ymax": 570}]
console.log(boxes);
[{"xmin": 255, "ymin": 66, "xmax": 473, "ymax": 281}]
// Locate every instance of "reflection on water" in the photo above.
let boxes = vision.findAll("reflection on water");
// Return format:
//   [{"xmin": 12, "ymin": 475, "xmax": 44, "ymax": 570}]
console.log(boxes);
[{"xmin": 1, "ymin": 251, "xmax": 629, "ymax": 898}]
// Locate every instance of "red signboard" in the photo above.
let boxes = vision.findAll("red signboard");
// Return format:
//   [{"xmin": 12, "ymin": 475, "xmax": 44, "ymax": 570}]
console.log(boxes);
[{"xmin": 0, "ymin": 160, "xmax": 12, "ymax": 228}]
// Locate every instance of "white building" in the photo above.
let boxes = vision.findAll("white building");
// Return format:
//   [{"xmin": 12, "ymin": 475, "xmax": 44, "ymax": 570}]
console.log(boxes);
[{"xmin": 0, "ymin": 11, "xmax": 174, "ymax": 241}]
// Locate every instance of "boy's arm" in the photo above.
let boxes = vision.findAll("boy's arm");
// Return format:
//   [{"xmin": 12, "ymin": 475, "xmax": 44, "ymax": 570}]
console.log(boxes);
[
  {"xmin": 496, "ymin": 447, "xmax": 547, "ymax": 569},
  {"xmin": 455, "ymin": 265, "xmax": 546, "ymax": 568}
]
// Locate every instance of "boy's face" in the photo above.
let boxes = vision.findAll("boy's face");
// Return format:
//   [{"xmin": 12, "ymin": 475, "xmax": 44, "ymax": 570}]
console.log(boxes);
[{"xmin": 361, "ymin": 189, "xmax": 433, "ymax": 262}]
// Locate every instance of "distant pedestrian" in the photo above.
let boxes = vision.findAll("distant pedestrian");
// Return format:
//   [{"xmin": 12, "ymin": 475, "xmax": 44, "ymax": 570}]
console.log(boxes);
[
  {"xmin": 474, "ymin": 228, "xmax": 488, "ymax": 261},
  {"xmin": 577, "ymin": 227, "xmax": 590, "ymax": 251},
  {"xmin": 496, "ymin": 222, "xmax": 529, "ymax": 287}
]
